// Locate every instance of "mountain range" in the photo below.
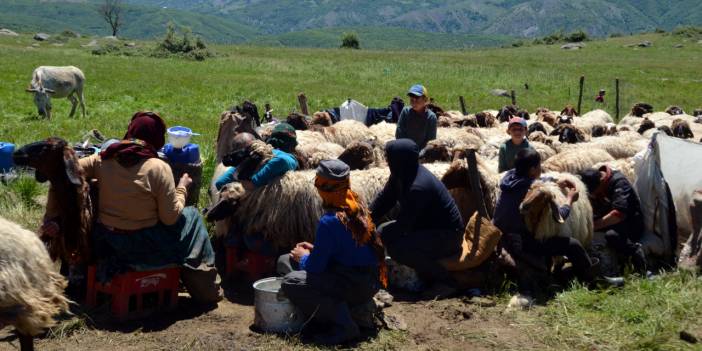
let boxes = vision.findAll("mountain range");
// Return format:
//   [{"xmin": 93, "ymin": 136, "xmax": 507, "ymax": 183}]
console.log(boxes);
[{"xmin": 1, "ymin": 0, "xmax": 700, "ymax": 48}]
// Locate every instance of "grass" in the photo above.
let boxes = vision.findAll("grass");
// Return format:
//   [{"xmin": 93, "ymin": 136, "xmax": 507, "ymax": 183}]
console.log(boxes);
[{"xmin": 1, "ymin": 31, "xmax": 702, "ymax": 350}]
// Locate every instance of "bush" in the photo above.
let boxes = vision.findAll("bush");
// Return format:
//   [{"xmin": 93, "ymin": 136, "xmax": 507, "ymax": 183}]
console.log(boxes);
[
  {"xmin": 61, "ymin": 30, "xmax": 80, "ymax": 38},
  {"xmin": 340, "ymin": 32, "xmax": 360, "ymax": 49},
  {"xmin": 564, "ymin": 30, "xmax": 589, "ymax": 43},
  {"xmin": 609, "ymin": 32, "xmax": 623, "ymax": 38},
  {"xmin": 154, "ymin": 22, "xmax": 214, "ymax": 60},
  {"xmin": 511, "ymin": 40, "xmax": 525, "ymax": 47},
  {"xmin": 654, "ymin": 28, "xmax": 666, "ymax": 34},
  {"xmin": 673, "ymin": 26, "xmax": 702, "ymax": 38}
]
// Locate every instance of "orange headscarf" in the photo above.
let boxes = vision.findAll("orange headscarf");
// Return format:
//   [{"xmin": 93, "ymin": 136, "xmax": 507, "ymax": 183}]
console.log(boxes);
[{"xmin": 314, "ymin": 175, "xmax": 388, "ymax": 288}]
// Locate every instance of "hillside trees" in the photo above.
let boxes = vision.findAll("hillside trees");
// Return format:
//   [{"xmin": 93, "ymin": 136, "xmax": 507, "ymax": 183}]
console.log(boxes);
[{"xmin": 99, "ymin": 0, "xmax": 124, "ymax": 37}]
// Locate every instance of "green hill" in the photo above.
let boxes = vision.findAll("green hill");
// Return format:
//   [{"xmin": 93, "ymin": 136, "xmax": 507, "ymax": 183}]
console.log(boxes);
[
  {"xmin": 126, "ymin": 0, "xmax": 702, "ymax": 37},
  {"xmin": 0, "ymin": 0, "xmax": 259, "ymax": 43}
]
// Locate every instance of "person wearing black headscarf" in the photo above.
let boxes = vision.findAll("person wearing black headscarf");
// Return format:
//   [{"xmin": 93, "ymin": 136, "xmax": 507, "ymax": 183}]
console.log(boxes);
[{"xmin": 370, "ymin": 139, "xmax": 464, "ymax": 289}]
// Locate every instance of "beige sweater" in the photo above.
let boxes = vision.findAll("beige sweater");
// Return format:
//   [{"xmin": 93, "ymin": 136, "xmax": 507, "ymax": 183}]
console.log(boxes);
[{"xmin": 46, "ymin": 154, "xmax": 187, "ymax": 230}]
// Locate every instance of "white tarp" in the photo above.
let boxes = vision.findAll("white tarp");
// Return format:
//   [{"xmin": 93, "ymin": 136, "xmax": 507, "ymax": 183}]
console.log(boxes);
[
  {"xmin": 340, "ymin": 99, "xmax": 368, "ymax": 123},
  {"xmin": 635, "ymin": 133, "xmax": 702, "ymax": 260}
]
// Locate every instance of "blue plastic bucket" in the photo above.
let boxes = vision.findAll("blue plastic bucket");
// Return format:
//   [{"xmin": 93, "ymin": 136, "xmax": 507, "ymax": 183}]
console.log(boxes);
[
  {"xmin": 162, "ymin": 143, "xmax": 201, "ymax": 164},
  {"xmin": 0, "ymin": 142, "xmax": 15, "ymax": 172}
]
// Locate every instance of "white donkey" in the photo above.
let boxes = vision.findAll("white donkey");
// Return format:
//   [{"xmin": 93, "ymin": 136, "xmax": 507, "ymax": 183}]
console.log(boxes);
[{"xmin": 26, "ymin": 66, "xmax": 86, "ymax": 119}]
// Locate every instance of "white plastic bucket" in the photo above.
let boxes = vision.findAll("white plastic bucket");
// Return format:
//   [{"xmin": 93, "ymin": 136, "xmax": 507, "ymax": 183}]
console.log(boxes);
[
  {"xmin": 167, "ymin": 126, "xmax": 199, "ymax": 149},
  {"xmin": 252, "ymin": 277, "xmax": 305, "ymax": 334}
]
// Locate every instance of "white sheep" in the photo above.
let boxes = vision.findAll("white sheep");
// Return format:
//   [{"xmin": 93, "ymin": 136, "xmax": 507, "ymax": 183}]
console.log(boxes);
[
  {"xmin": 368, "ymin": 121, "xmax": 396, "ymax": 147},
  {"xmin": 519, "ymin": 172, "xmax": 594, "ymax": 247},
  {"xmin": 0, "ymin": 216, "xmax": 70, "ymax": 348},
  {"xmin": 543, "ymin": 148, "xmax": 614, "ymax": 174}
]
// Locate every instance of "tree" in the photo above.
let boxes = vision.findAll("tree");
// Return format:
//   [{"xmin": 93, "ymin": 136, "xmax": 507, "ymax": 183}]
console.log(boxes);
[
  {"xmin": 99, "ymin": 0, "xmax": 123, "ymax": 37},
  {"xmin": 340, "ymin": 32, "xmax": 360, "ymax": 49}
]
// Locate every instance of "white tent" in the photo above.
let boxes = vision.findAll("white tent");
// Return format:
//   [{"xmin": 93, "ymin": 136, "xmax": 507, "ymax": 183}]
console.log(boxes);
[{"xmin": 634, "ymin": 132, "xmax": 702, "ymax": 266}]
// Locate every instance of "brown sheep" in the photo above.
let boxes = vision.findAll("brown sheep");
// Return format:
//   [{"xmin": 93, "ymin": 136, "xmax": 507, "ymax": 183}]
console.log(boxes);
[
  {"xmin": 560, "ymin": 105, "xmax": 578, "ymax": 117},
  {"xmin": 631, "ymin": 102, "xmax": 654, "ymax": 117},
  {"xmin": 497, "ymin": 105, "xmax": 519, "ymax": 123},
  {"xmin": 419, "ymin": 139, "xmax": 453, "ymax": 163},
  {"xmin": 441, "ymin": 149, "xmax": 499, "ymax": 220},
  {"xmin": 337, "ymin": 141, "xmax": 375, "ymax": 170},
  {"xmin": 550, "ymin": 124, "xmax": 587, "ymax": 144},
  {"xmin": 665, "ymin": 106, "xmax": 685, "ymax": 116},
  {"xmin": 672, "ymin": 118, "xmax": 695, "ymax": 139},
  {"xmin": 637, "ymin": 118, "xmax": 656, "ymax": 135},
  {"xmin": 311, "ymin": 111, "xmax": 333, "ymax": 127},
  {"xmin": 286, "ymin": 112, "xmax": 310, "ymax": 130},
  {"xmin": 12, "ymin": 138, "xmax": 94, "ymax": 264},
  {"xmin": 475, "ymin": 111, "xmax": 497, "ymax": 128},
  {"xmin": 537, "ymin": 109, "xmax": 558, "ymax": 127}
]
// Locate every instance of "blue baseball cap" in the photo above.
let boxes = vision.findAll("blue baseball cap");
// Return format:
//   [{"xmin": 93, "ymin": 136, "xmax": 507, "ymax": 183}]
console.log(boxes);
[
  {"xmin": 508, "ymin": 117, "xmax": 527, "ymax": 128},
  {"xmin": 407, "ymin": 84, "xmax": 428, "ymax": 98}
]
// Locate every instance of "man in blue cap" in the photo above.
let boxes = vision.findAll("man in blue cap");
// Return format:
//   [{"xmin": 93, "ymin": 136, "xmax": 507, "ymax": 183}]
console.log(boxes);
[{"xmin": 395, "ymin": 84, "xmax": 437, "ymax": 149}]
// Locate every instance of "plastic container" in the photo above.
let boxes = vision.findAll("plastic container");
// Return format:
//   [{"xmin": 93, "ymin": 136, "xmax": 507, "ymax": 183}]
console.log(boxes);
[
  {"xmin": 0, "ymin": 142, "xmax": 15, "ymax": 172},
  {"xmin": 167, "ymin": 126, "xmax": 199, "ymax": 149},
  {"xmin": 162, "ymin": 143, "xmax": 201, "ymax": 164},
  {"xmin": 252, "ymin": 277, "xmax": 305, "ymax": 334}
]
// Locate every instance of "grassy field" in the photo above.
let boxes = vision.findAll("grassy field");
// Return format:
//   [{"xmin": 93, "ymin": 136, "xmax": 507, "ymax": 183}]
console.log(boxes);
[{"xmin": 1, "ymin": 31, "xmax": 702, "ymax": 350}]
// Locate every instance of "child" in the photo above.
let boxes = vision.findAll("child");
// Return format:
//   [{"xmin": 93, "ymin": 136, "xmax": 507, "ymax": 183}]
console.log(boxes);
[
  {"xmin": 395, "ymin": 84, "xmax": 437, "ymax": 149},
  {"xmin": 498, "ymin": 117, "xmax": 531, "ymax": 173}
]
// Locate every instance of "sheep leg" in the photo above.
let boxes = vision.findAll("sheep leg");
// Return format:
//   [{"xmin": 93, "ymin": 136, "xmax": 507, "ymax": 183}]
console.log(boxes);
[
  {"xmin": 18, "ymin": 333, "xmax": 34, "ymax": 351},
  {"xmin": 77, "ymin": 88, "xmax": 86, "ymax": 118}
]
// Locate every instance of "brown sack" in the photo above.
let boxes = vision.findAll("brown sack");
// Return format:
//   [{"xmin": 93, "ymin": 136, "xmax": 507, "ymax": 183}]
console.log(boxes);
[{"xmin": 440, "ymin": 213, "xmax": 502, "ymax": 271}]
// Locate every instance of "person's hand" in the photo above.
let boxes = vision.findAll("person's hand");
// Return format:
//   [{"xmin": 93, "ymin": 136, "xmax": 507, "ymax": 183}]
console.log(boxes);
[
  {"xmin": 558, "ymin": 179, "xmax": 579, "ymax": 203},
  {"xmin": 290, "ymin": 246, "xmax": 311, "ymax": 263},
  {"xmin": 296, "ymin": 242, "xmax": 314, "ymax": 250},
  {"xmin": 178, "ymin": 173, "xmax": 192, "ymax": 189},
  {"xmin": 40, "ymin": 221, "xmax": 60, "ymax": 239}
]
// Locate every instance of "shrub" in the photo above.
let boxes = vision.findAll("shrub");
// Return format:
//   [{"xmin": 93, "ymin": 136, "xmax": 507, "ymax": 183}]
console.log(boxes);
[
  {"xmin": 673, "ymin": 26, "xmax": 702, "ymax": 38},
  {"xmin": 511, "ymin": 40, "xmax": 525, "ymax": 47},
  {"xmin": 564, "ymin": 30, "xmax": 589, "ymax": 43},
  {"xmin": 609, "ymin": 32, "xmax": 623, "ymax": 38},
  {"xmin": 61, "ymin": 30, "xmax": 80, "ymax": 38},
  {"xmin": 154, "ymin": 22, "xmax": 214, "ymax": 60},
  {"xmin": 654, "ymin": 28, "xmax": 666, "ymax": 34},
  {"xmin": 340, "ymin": 32, "xmax": 360, "ymax": 49}
]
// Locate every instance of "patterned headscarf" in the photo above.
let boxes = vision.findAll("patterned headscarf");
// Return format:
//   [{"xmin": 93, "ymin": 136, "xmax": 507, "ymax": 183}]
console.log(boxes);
[
  {"xmin": 101, "ymin": 111, "xmax": 167, "ymax": 167},
  {"xmin": 315, "ymin": 159, "xmax": 388, "ymax": 287}
]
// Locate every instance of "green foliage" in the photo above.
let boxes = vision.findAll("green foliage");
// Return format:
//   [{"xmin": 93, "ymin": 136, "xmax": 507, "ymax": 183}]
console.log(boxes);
[
  {"xmin": 609, "ymin": 32, "xmax": 624, "ymax": 38},
  {"xmin": 340, "ymin": 32, "xmax": 360, "ymax": 49},
  {"xmin": 564, "ymin": 30, "xmax": 589, "ymax": 42},
  {"xmin": 673, "ymin": 26, "xmax": 702, "ymax": 38},
  {"xmin": 154, "ymin": 22, "xmax": 213, "ymax": 60},
  {"xmin": 654, "ymin": 27, "xmax": 666, "ymax": 34}
]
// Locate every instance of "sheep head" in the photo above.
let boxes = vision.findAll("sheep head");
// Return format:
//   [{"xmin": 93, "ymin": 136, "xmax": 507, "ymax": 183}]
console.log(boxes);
[
  {"xmin": 528, "ymin": 122, "xmax": 547, "ymax": 136},
  {"xmin": 475, "ymin": 112, "xmax": 496, "ymax": 128},
  {"xmin": 665, "ymin": 106, "xmax": 684, "ymax": 116},
  {"xmin": 12, "ymin": 137, "xmax": 92, "ymax": 263},
  {"xmin": 560, "ymin": 105, "xmax": 578, "ymax": 117},
  {"xmin": 311, "ymin": 112, "xmax": 333, "ymax": 127},
  {"xmin": 338, "ymin": 141, "xmax": 374, "ymax": 170},
  {"xmin": 631, "ymin": 102, "xmax": 653, "ymax": 117},
  {"xmin": 672, "ymin": 119, "xmax": 694, "ymax": 139},
  {"xmin": 637, "ymin": 118, "xmax": 655, "ymax": 135},
  {"xmin": 419, "ymin": 140, "xmax": 452, "ymax": 164},
  {"xmin": 551, "ymin": 124, "xmax": 585, "ymax": 144},
  {"xmin": 519, "ymin": 184, "xmax": 564, "ymax": 235},
  {"xmin": 286, "ymin": 112, "xmax": 310, "ymax": 130},
  {"xmin": 13, "ymin": 138, "xmax": 82, "ymax": 186}
]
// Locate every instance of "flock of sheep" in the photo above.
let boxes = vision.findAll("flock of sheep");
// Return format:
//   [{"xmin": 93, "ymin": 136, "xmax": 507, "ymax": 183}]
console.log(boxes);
[{"xmin": 2, "ymin": 100, "xmax": 700, "ymax": 347}]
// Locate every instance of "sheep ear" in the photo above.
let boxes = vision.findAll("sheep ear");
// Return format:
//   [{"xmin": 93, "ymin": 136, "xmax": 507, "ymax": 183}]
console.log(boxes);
[
  {"xmin": 550, "ymin": 200, "xmax": 565, "ymax": 224},
  {"xmin": 63, "ymin": 150, "xmax": 82, "ymax": 186}
]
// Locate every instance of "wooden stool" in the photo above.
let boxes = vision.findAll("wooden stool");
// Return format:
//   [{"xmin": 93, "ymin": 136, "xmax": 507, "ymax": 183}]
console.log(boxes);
[{"xmin": 86, "ymin": 265, "xmax": 180, "ymax": 320}]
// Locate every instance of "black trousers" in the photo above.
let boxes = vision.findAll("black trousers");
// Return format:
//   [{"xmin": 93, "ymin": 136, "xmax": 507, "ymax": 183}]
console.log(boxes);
[
  {"xmin": 280, "ymin": 256, "xmax": 379, "ymax": 324},
  {"xmin": 377, "ymin": 221, "xmax": 463, "ymax": 284},
  {"xmin": 603, "ymin": 228, "xmax": 640, "ymax": 256},
  {"xmin": 503, "ymin": 232, "xmax": 593, "ymax": 289}
]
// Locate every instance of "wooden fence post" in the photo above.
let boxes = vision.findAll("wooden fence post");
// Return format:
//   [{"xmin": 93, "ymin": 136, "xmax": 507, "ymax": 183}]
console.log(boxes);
[
  {"xmin": 297, "ymin": 93, "xmax": 309, "ymax": 116},
  {"xmin": 459, "ymin": 96, "xmax": 468, "ymax": 115},
  {"xmin": 510, "ymin": 90, "xmax": 516, "ymax": 106},
  {"xmin": 615, "ymin": 79, "xmax": 621, "ymax": 120},
  {"xmin": 577, "ymin": 76, "xmax": 585, "ymax": 115}
]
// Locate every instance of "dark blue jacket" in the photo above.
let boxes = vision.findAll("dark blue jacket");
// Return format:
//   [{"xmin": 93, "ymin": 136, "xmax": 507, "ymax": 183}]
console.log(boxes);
[
  {"xmin": 371, "ymin": 139, "xmax": 463, "ymax": 233},
  {"xmin": 300, "ymin": 213, "xmax": 378, "ymax": 273},
  {"xmin": 493, "ymin": 170, "xmax": 571, "ymax": 235}
]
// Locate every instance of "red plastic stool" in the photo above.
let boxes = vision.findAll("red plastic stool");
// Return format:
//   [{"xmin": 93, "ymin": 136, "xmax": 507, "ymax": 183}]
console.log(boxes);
[
  {"xmin": 86, "ymin": 265, "xmax": 180, "ymax": 320},
  {"xmin": 225, "ymin": 247, "xmax": 275, "ymax": 281}
]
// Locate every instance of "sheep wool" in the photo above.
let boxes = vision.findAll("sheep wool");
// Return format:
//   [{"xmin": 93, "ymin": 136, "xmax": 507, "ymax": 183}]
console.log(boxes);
[
  {"xmin": 530, "ymin": 141, "xmax": 557, "ymax": 162},
  {"xmin": 368, "ymin": 121, "xmax": 396, "ymax": 147},
  {"xmin": 543, "ymin": 148, "xmax": 614, "ymax": 174},
  {"xmin": 0, "ymin": 216, "xmax": 70, "ymax": 336},
  {"xmin": 320, "ymin": 120, "xmax": 373, "ymax": 147},
  {"xmin": 521, "ymin": 172, "xmax": 594, "ymax": 247}
]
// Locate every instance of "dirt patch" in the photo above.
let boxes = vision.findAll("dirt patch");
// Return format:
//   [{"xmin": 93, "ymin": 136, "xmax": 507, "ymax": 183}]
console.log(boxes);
[{"xmin": 0, "ymin": 290, "xmax": 548, "ymax": 351}]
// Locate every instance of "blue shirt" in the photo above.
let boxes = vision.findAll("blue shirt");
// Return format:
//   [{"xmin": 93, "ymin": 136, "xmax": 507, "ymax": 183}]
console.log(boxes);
[
  {"xmin": 300, "ymin": 213, "xmax": 378, "ymax": 274},
  {"xmin": 395, "ymin": 106, "xmax": 437, "ymax": 149},
  {"xmin": 214, "ymin": 149, "xmax": 298, "ymax": 190}
]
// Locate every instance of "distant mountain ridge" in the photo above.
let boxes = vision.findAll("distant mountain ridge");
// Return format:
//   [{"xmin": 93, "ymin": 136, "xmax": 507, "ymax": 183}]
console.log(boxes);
[
  {"xmin": 125, "ymin": 0, "xmax": 702, "ymax": 37},
  {"xmin": 1, "ymin": 0, "xmax": 700, "ymax": 49}
]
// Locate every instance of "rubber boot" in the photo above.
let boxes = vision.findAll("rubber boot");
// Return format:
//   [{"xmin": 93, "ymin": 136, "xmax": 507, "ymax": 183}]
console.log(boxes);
[
  {"xmin": 588, "ymin": 257, "xmax": 625, "ymax": 288},
  {"xmin": 314, "ymin": 303, "xmax": 360, "ymax": 346}
]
